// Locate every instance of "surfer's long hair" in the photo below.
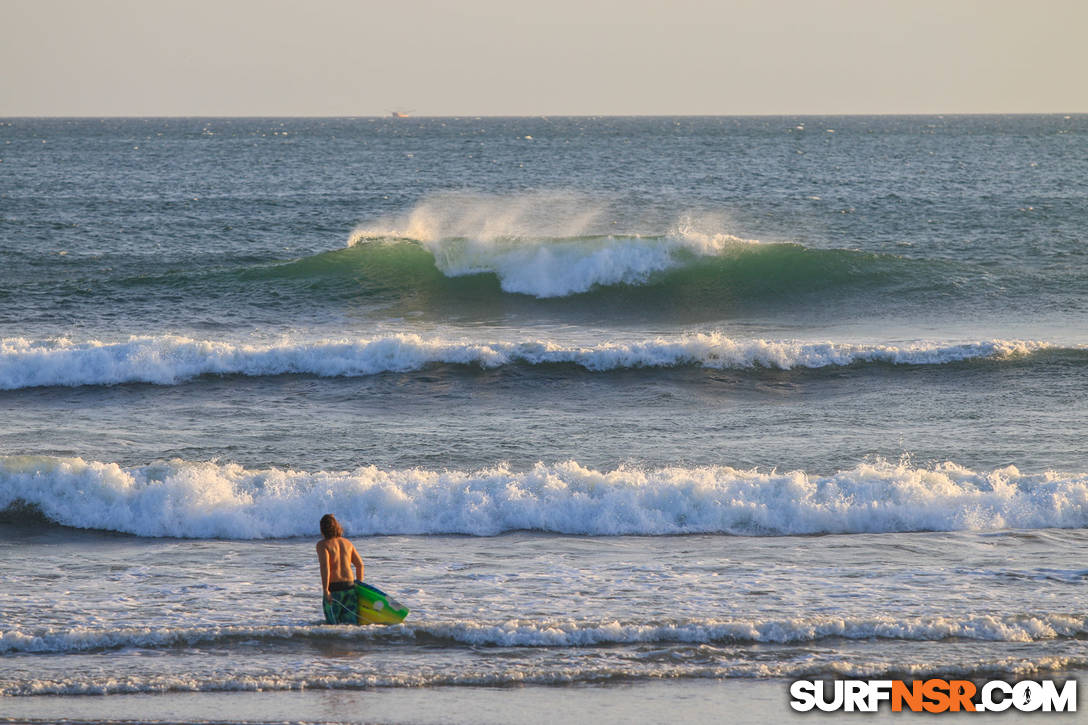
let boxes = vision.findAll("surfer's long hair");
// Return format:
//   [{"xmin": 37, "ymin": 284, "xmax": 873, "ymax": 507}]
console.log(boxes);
[{"xmin": 320, "ymin": 514, "xmax": 343, "ymax": 539}]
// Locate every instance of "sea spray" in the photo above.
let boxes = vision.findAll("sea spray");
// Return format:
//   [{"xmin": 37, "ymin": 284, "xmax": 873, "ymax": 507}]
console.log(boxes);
[{"xmin": 347, "ymin": 192, "xmax": 758, "ymax": 296}]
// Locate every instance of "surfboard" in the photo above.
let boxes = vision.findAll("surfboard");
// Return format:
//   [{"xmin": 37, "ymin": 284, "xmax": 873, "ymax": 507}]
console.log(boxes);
[
  {"xmin": 355, "ymin": 582, "xmax": 410, "ymax": 625},
  {"xmin": 323, "ymin": 581, "xmax": 409, "ymax": 625}
]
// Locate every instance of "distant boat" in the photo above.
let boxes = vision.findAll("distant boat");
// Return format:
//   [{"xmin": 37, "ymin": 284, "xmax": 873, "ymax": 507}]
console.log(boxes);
[{"xmin": 390, "ymin": 111, "xmax": 412, "ymax": 118}]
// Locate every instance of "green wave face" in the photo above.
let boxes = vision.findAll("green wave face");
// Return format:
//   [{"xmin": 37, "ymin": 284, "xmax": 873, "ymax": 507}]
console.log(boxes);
[
  {"xmin": 236, "ymin": 233, "xmax": 960, "ymax": 323},
  {"xmin": 61, "ymin": 224, "xmax": 1010, "ymax": 329}
]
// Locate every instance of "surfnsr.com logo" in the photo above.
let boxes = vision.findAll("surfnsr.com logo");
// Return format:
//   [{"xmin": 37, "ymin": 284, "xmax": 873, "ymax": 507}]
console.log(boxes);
[{"xmin": 790, "ymin": 679, "xmax": 1077, "ymax": 713}]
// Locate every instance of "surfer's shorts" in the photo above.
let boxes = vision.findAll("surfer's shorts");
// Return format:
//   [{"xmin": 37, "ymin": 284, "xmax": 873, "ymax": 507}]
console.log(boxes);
[{"xmin": 323, "ymin": 582, "xmax": 359, "ymax": 624}]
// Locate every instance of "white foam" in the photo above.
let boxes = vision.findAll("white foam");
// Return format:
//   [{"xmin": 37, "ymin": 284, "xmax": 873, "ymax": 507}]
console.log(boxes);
[
  {"xmin": 3, "ymin": 615, "xmax": 1084, "ymax": 695},
  {"xmin": 9, "ymin": 658, "xmax": 1081, "ymax": 696},
  {"xmin": 0, "ymin": 334, "xmax": 1057, "ymax": 390},
  {"xmin": 406, "ymin": 613, "xmax": 1088, "ymax": 648},
  {"xmin": 3, "ymin": 613, "xmax": 1082, "ymax": 655},
  {"xmin": 3, "ymin": 456, "xmax": 1087, "ymax": 538},
  {"xmin": 424, "ymin": 234, "xmax": 692, "ymax": 297},
  {"xmin": 348, "ymin": 192, "xmax": 753, "ymax": 296}
]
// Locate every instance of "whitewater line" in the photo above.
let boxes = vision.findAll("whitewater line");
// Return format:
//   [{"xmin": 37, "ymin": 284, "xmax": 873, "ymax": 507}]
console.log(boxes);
[
  {"xmin": 0, "ymin": 334, "xmax": 1061, "ymax": 390},
  {"xmin": 2, "ymin": 456, "xmax": 1087, "ymax": 538}
]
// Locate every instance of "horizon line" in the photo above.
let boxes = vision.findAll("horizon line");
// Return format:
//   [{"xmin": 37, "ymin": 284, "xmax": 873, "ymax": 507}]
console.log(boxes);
[{"xmin": 1, "ymin": 111, "xmax": 1084, "ymax": 120}]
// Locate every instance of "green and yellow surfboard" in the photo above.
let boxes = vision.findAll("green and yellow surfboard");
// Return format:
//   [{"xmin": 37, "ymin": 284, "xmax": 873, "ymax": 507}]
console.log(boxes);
[{"xmin": 324, "ymin": 581, "xmax": 409, "ymax": 625}]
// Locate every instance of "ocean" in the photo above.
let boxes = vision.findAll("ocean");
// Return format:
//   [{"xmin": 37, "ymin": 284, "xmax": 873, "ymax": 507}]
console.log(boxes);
[{"xmin": 1, "ymin": 115, "xmax": 1086, "ymax": 723}]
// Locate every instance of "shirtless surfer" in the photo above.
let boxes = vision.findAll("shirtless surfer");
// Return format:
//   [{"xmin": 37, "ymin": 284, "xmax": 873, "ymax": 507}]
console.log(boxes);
[{"xmin": 317, "ymin": 514, "xmax": 364, "ymax": 623}]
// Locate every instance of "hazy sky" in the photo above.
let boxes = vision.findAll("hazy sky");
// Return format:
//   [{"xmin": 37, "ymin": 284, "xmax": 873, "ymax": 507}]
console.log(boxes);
[{"xmin": 3, "ymin": 0, "xmax": 1085, "ymax": 116}]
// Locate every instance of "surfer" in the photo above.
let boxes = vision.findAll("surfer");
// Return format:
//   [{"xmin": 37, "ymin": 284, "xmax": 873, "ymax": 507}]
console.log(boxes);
[{"xmin": 317, "ymin": 514, "xmax": 364, "ymax": 624}]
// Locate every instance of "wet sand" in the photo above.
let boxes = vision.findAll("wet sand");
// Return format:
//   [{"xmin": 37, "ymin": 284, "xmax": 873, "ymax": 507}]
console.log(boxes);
[{"xmin": 2, "ymin": 678, "xmax": 1078, "ymax": 724}]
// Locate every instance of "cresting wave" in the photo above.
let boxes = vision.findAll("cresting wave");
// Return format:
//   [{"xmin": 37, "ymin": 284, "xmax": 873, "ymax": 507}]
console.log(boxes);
[
  {"xmin": 2, "ymin": 456, "xmax": 1087, "ymax": 538},
  {"xmin": 4, "ymin": 613, "xmax": 1085, "ymax": 656},
  {"xmin": 333, "ymin": 192, "xmax": 955, "ymax": 300},
  {"xmin": 191, "ymin": 233, "xmax": 970, "ymax": 323},
  {"xmin": 77, "ymin": 232, "xmax": 957, "ymax": 315},
  {"xmin": 333, "ymin": 235, "xmax": 923, "ymax": 302},
  {"xmin": 38, "ymin": 199, "xmax": 1014, "ymax": 320},
  {"xmin": 345, "ymin": 193, "xmax": 760, "ymax": 298},
  {"xmin": 0, "ymin": 334, "xmax": 1065, "ymax": 389},
  {"xmin": 346, "ymin": 233, "xmax": 758, "ymax": 299}
]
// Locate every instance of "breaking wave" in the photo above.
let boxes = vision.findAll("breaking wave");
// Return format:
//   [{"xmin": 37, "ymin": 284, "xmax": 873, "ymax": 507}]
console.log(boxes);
[
  {"xmin": 2, "ymin": 456, "xmax": 1086, "ymax": 538},
  {"xmin": 345, "ymin": 194, "xmax": 762, "ymax": 298},
  {"xmin": 0, "ymin": 334, "xmax": 1068, "ymax": 390},
  {"xmin": 40, "ymin": 194, "xmax": 1016, "ymax": 324}
]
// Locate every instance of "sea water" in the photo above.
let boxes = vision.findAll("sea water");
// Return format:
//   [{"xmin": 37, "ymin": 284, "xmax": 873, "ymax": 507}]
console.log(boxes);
[{"xmin": 1, "ymin": 116, "xmax": 1086, "ymax": 721}]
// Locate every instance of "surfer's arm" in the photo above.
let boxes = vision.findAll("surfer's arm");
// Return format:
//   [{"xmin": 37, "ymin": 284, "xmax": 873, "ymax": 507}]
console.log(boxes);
[
  {"xmin": 351, "ymin": 544, "xmax": 364, "ymax": 582},
  {"xmin": 317, "ymin": 542, "xmax": 331, "ymax": 599}
]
